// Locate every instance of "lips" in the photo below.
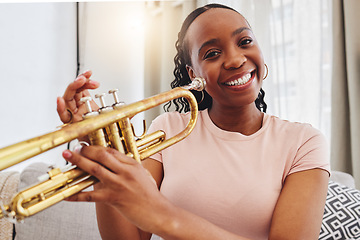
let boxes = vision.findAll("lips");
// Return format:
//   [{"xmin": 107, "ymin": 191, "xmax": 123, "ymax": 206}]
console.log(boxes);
[
  {"xmin": 222, "ymin": 71, "xmax": 255, "ymax": 89},
  {"xmin": 223, "ymin": 72, "xmax": 252, "ymax": 86}
]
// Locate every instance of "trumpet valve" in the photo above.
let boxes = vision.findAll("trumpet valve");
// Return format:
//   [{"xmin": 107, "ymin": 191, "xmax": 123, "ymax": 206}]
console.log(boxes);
[
  {"xmin": 96, "ymin": 93, "xmax": 113, "ymax": 113},
  {"xmin": 80, "ymin": 96, "xmax": 98, "ymax": 118},
  {"xmin": 95, "ymin": 93, "xmax": 107, "ymax": 108},
  {"xmin": 109, "ymin": 89, "xmax": 125, "ymax": 108},
  {"xmin": 80, "ymin": 96, "xmax": 93, "ymax": 112}
]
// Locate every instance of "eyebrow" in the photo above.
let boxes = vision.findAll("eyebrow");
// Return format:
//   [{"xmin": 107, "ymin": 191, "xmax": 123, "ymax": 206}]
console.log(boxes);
[
  {"xmin": 197, "ymin": 27, "xmax": 252, "ymax": 56},
  {"xmin": 232, "ymin": 27, "xmax": 252, "ymax": 37},
  {"xmin": 198, "ymin": 38, "xmax": 218, "ymax": 56}
]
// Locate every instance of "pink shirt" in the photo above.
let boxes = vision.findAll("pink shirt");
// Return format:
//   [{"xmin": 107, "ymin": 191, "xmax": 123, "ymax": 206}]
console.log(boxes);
[{"xmin": 148, "ymin": 109, "xmax": 330, "ymax": 240}]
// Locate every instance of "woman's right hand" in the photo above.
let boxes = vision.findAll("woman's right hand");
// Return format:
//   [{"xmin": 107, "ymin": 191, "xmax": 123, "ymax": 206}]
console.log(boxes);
[{"xmin": 57, "ymin": 70, "xmax": 100, "ymax": 124}]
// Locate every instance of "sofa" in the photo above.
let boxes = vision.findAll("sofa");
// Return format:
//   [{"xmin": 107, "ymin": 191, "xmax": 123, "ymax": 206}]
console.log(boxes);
[{"xmin": 0, "ymin": 162, "xmax": 359, "ymax": 240}]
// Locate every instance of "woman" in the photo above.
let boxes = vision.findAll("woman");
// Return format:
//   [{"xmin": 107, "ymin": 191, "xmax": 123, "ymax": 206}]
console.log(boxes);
[{"xmin": 58, "ymin": 4, "xmax": 330, "ymax": 240}]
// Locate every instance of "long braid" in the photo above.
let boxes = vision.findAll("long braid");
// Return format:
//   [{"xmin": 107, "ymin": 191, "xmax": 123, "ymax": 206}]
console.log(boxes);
[
  {"xmin": 164, "ymin": 38, "xmax": 192, "ymax": 112},
  {"xmin": 255, "ymin": 88, "xmax": 267, "ymax": 113}
]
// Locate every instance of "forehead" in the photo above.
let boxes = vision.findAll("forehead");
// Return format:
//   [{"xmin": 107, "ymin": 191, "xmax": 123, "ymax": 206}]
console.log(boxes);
[{"xmin": 185, "ymin": 8, "xmax": 250, "ymax": 47}]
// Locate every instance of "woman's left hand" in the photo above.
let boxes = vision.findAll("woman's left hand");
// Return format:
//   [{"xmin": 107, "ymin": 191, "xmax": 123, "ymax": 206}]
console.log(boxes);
[{"xmin": 62, "ymin": 146, "xmax": 168, "ymax": 233}]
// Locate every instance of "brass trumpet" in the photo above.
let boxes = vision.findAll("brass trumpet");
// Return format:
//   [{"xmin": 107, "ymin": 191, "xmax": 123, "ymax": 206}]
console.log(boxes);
[{"xmin": 0, "ymin": 78, "xmax": 205, "ymax": 222}]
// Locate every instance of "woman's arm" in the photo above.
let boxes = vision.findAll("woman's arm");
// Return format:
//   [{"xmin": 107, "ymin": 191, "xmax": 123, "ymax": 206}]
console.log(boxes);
[
  {"xmin": 155, "ymin": 169, "xmax": 329, "ymax": 240},
  {"xmin": 269, "ymin": 169, "xmax": 329, "ymax": 240},
  {"xmin": 94, "ymin": 158, "xmax": 164, "ymax": 240}
]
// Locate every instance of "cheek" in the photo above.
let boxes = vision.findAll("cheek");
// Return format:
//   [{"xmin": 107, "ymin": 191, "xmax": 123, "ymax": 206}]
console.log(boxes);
[
  {"xmin": 191, "ymin": 64, "xmax": 217, "ymax": 87},
  {"xmin": 253, "ymin": 49, "xmax": 265, "ymax": 78},
  {"xmin": 196, "ymin": 61, "xmax": 220, "ymax": 79}
]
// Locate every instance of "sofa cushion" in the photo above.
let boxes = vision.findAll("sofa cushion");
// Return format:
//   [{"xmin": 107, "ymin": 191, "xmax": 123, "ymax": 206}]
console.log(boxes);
[
  {"xmin": 319, "ymin": 181, "xmax": 360, "ymax": 239},
  {"xmin": 15, "ymin": 162, "xmax": 101, "ymax": 240},
  {"xmin": 0, "ymin": 171, "xmax": 20, "ymax": 240}
]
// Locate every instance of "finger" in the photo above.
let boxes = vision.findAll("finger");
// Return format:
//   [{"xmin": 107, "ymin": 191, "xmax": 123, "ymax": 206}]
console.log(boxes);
[
  {"xmin": 63, "ymin": 76, "xmax": 99, "ymax": 104},
  {"xmin": 56, "ymin": 96, "xmax": 72, "ymax": 123},
  {"xmin": 80, "ymin": 69, "xmax": 93, "ymax": 79},
  {"xmin": 75, "ymin": 80, "xmax": 100, "ymax": 95},
  {"xmin": 61, "ymin": 76, "xmax": 87, "ymax": 113},
  {"xmin": 73, "ymin": 90, "xmax": 100, "ymax": 111},
  {"xmin": 74, "ymin": 89, "xmax": 91, "ymax": 108},
  {"xmin": 63, "ymin": 75, "xmax": 86, "ymax": 101},
  {"xmin": 66, "ymin": 189, "xmax": 111, "ymax": 203},
  {"xmin": 62, "ymin": 149, "xmax": 118, "ymax": 184},
  {"xmin": 75, "ymin": 70, "xmax": 99, "ymax": 93},
  {"xmin": 145, "ymin": 169, "xmax": 157, "ymax": 187},
  {"xmin": 80, "ymin": 146, "xmax": 138, "ymax": 171}
]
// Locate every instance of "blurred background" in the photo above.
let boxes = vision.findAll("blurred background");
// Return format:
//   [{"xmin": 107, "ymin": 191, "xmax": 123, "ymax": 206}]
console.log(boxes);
[{"xmin": 0, "ymin": 0, "xmax": 359, "ymax": 187}]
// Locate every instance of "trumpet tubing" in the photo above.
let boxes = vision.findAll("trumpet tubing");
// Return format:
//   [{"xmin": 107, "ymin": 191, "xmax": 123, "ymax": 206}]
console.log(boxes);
[{"xmin": 0, "ymin": 78, "xmax": 205, "ymax": 222}]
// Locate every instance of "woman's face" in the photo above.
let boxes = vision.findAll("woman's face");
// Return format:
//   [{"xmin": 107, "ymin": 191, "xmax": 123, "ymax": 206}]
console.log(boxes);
[{"xmin": 185, "ymin": 8, "xmax": 265, "ymax": 110}]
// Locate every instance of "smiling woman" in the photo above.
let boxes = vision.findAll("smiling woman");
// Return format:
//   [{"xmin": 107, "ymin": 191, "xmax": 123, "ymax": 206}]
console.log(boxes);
[
  {"xmin": 57, "ymin": 3, "xmax": 331, "ymax": 240},
  {"xmin": 0, "ymin": 1, "xmax": 334, "ymax": 240}
]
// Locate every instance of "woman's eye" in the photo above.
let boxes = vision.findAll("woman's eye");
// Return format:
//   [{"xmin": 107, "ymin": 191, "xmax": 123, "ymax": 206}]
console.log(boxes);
[
  {"xmin": 204, "ymin": 50, "xmax": 220, "ymax": 60},
  {"xmin": 239, "ymin": 38, "xmax": 253, "ymax": 46}
]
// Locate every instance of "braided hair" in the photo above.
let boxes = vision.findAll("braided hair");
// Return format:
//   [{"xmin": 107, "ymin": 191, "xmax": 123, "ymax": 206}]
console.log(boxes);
[{"xmin": 164, "ymin": 3, "xmax": 267, "ymax": 113}]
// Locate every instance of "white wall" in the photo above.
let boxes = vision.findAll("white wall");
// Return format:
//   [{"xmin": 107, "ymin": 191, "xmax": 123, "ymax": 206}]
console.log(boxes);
[
  {"xmin": 0, "ymin": 3, "xmax": 77, "ymax": 172},
  {"xmin": 0, "ymin": 2, "xmax": 145, "ymax": 172},
  {"xmin": 79, "ymin": 2, "xmax": 145, "ymax": 129}
]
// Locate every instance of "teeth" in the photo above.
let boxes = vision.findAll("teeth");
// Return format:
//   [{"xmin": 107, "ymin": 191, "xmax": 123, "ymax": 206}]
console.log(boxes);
[{"xmin": 224, "ymin": 73, "xmax": 251, "ymax": 86}]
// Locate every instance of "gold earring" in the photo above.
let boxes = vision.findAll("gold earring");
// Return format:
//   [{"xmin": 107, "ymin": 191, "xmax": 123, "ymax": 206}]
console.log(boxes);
[
  {"xmin": 198, "ymin": 91, "xmax": 205, "ymax": 104},
  {"xmin": 263, "ymin": 64, "xmax": 269, "ymax": 80}
]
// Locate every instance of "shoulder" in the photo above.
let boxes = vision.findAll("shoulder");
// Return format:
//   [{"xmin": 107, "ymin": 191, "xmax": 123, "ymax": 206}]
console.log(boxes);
[
  {"xmin": 151, "ymin": 111, "xmax": 191, "ymax": 126},
  {"xmin": 267, "ymin": 114, "xmax": 325, "ymax": 141},
  {"xmin": 265, "ymin": 115, "xmax": 330, "ymax": 176},
  {"xmin": 148, "ymin": 111, "xmax": 192, "ymax": 134},
  {"xmin": 265, "ymin": 114, "xmax": 329, "ymax": 156}
]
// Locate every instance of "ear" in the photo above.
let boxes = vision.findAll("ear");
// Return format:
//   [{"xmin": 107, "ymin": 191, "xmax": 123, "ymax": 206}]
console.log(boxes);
[{"xmin": 186, "ymin": 65, "xmax": 197, "ymax": 80}]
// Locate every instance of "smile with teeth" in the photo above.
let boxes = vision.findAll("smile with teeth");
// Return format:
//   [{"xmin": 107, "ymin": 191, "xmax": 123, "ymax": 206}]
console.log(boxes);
[{"xmin": 224, "ymin": 73, "xmax": 252, "ymax": 86}]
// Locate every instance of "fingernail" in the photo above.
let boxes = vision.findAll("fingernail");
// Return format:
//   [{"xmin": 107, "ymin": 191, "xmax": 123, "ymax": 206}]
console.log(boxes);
[
  {"xmin": 63, "ymin": 150, "xmax": 72, "ymax": 159},
  {"xmin": 89, "ymin": 80, "xmax": 99, "ymax": 85},
  {"xmin": 75, "ymin": 76, "xmax": 84, "ymax": 82}
]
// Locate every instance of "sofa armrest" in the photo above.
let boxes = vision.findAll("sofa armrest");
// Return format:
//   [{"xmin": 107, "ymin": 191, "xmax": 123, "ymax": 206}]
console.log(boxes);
[{"xmin": 330, "ymin": 170, "xmax": 356, "ymax": 189}]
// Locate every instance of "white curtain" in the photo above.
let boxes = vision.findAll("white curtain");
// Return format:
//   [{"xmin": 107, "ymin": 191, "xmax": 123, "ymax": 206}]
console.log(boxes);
[
  {"xmin": 197, "ymin": 0, "xmax": 333, "ymax": 142},
  {"xmin": 331, "ymin": 0, "xmax": 360, "ymax": 187}
]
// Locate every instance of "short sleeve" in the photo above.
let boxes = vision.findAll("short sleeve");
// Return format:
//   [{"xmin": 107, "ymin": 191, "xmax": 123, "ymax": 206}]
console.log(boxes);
[
  {"xmin": 145, "ymin": 111, "xmax": 191, "ymax": 163},
  {"xmin": 288, "ymin": 126, "xmax": 331, "ymax": 176}
]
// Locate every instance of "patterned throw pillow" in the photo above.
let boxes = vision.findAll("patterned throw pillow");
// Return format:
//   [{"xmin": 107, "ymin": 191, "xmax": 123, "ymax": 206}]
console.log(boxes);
[{"xmin": 319, "ymin": 181, "xmax": 360, "ymax": 240}]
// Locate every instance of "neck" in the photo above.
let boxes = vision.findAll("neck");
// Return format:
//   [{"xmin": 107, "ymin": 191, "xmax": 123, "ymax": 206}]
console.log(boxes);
[{"xmin": 208, "ymin": 103, "xmax": 264, "ymax": 136}]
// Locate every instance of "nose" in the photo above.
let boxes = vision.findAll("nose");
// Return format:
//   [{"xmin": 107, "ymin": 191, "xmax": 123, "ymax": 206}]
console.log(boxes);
[{"xmin": 223, "ymin": 50, "xmax": 247, "ymax": 70}]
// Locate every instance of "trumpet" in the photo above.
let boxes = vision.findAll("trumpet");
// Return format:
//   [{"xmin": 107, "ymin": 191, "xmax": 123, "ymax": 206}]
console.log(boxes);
[{"xmin": 0, "ymin": 78, "xmax": 205, "ymax": 222}]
